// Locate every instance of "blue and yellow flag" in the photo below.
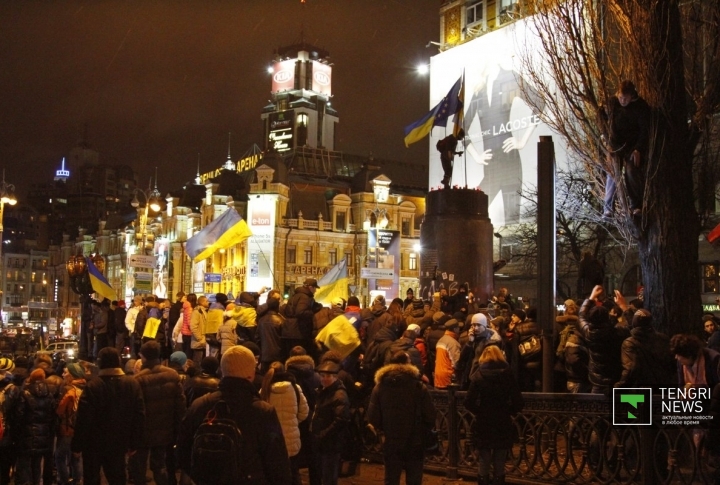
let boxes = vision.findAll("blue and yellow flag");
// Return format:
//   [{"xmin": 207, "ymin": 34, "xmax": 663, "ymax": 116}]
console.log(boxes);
[
  {"xmin": 86, "ymin": 257, "xmax": 118, "ymax": 302},
  {"xmin": 314, "ymin": 258, "xmax": 349, "ymax": 305},
  {"xmin": 186, "ymin": 208, "xmax": 253, "ymax": 262},
  {"xmin": 404, "ymin": 75, "xmax": 464, "ymax": 147}
]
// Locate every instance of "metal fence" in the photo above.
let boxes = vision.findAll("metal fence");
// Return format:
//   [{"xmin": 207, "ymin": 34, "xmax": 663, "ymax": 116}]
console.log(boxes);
[{"xmin": 359, "ymin": 388, "xmax": 719, "ymax": 484}]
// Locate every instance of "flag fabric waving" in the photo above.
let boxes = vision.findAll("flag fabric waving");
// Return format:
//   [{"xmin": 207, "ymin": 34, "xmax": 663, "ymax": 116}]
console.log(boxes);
[
  {"xmin": 86, "ymin": 257, "xmax": 118, "ymax": 302},
  {"xmin": 404, "ymin": 75, "xmax": 464, "ymax": 147},
  {"xmin": 186, "ymin": 208, "xmax": 253, "ymax": 262},
  {"xmin": 453, "ymin": 73, "xmax": 465, "ymax": 137},
  {"xmin": 313, "ymin": 257, "xmax": 349, "ymax": 305}
]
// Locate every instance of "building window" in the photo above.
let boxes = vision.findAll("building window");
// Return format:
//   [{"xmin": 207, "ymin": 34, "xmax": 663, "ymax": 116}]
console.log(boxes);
[
  {"xmin": 409, "ymin": 253, "xmax": 418, "ymax": 271},
  {"xmin": 702, "ymin": 263, "xmax": 720, "ymax": 293},
  {"xmin": 304, "ymin": 248, "xmax": 313, "ymax": 265},
  {"xmin": 287, "ymin": 247, "xmax": 296, "ymax": 264},
  {"xmin": 329, "ymin": 250, "xmax": 337, "ymax": 266},
  {"xmin": 401, "ymin": 217, "xmax": 411, "ymax": 236},
  {"xmin": 344, "ymin": 251, "xmax": 353, "ymax": 266},
  {"xmin": 335, "ymin": 211, "xmax": 346, "ymax": 231},
  {"xmin": 297, "ymin": 113, "xmax": 309, "ymax": 146},
  {"xmin": 467, "ymin": 0, "xmax": 483, "ymax": 26}
]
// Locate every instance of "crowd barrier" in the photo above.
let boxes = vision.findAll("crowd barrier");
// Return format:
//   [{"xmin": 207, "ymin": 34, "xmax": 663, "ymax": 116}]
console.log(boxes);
[{"xmin": 358, "ymin": 388, "xmax": 718, "ymax": 484}]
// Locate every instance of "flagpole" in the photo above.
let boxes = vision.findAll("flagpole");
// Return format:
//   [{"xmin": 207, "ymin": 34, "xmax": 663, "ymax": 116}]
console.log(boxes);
[{"xmin": 462, "ymin": 69, "xmax": 467, "ymax": 188}]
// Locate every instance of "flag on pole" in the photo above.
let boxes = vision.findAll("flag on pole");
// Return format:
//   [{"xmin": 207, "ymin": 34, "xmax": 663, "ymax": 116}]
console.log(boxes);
[
  {"xmin": 86, "ymin": 257, "xmax": 118, "ymax": 302},
  {"xmin": 403, "ymin": 75, "xmax": 464, "ymax": 147},
  {"xmin": 186, "ymin": 208, "xmax": 253, "ymax": 262},
  {"xmin": 313, "ymin": 258, "xmax": 349, "ymax": 305},
  {"xmin": 453, "ymin": 72, "xmax": 465, "ymax": 137}
]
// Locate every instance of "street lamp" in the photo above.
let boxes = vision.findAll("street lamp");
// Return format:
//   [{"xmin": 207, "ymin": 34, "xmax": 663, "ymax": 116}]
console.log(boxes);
[
  {"xmin": 131, "ymin": 172, "xmax": 162, "ymax": 255},
  {"xmin": 0, "ymin": 170, "xmax": 17, "ymax": 326}
]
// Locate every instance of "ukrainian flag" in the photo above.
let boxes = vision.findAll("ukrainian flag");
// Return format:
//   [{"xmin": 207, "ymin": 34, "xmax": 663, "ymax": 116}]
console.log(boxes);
[
  {"xmin": 314, "ymin": 258, "xmax": 349, "ymax": 305},
  {"xmin": 404, "ymin": 75, "xmax": 464, "ymax": 147},
  {"xmin": 186, "ymin": 208, "xmax": 253, "ymax": 262},
  {"xmin": 86, "ymin": 257, "xmax": 118, "ymax": 302}
]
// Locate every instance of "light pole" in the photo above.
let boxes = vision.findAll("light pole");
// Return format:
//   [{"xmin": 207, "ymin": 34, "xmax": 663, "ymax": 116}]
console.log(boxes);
[
  {"xmin": 0, "ymin": 170, "xmax": 17, "ymax": 326},
  {"xmin": 131, "ymin": 176, "xmax": 162, "ymax": 256}
]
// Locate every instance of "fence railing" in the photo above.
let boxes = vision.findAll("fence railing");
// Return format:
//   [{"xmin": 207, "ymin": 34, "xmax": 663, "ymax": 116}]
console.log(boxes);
[{"xmin": 359, "ymin": 388, "xmax": 718, "ymax": 484}]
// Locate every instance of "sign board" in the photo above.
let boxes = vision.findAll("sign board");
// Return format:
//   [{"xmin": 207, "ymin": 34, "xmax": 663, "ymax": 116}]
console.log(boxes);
[
  {"xmin": 311, "ymin": 60, "xmax": 332, "ymax": 95},
  {"xmin": 268, "ymin": 110, "xmax": 294, "ymax": 152},
  {"xmin": 204, "ymin": 273, "xmax": 222, "ymax": 283},
  {"xmin": 129, "ymin": 254, "xmax": 157, "ymax": 269},
  {"xmin": 361, "ymin": 267, "xmax": 395, "ymax": 279},
  {"xmin": 135, "ymin": 271, "xmax": 152, "ymax": 292},
  {"xmin": 271, "ymin": 59, "xmax": 296, "ymax": 93},
  {"xmin": 246, "ymin": 194, "xmax": 277, "ymax": 293}
]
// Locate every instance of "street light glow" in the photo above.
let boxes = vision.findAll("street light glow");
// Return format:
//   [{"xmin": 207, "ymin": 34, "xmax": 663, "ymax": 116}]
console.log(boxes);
[{"xmin": 417, "ymin": 63, "xmax": 429, "ymax": 75}]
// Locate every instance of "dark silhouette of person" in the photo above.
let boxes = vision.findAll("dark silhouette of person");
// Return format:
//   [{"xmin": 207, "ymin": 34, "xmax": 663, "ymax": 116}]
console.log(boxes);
[
  {"xmin": 603, "ymin": 80, "xmax": 651, "ymax": 217},
  {"xmin": 436, "ymin": 129, "xmax": 464, "ymax": 188}
]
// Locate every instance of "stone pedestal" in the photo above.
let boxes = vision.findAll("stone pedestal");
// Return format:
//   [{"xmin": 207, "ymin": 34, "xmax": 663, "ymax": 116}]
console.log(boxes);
[{"xmin": 419, "ymin": 188, "xmax": 494, "ymax": 304}]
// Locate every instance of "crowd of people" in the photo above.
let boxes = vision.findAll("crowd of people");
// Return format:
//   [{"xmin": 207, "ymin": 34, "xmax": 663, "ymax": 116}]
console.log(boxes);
[{"xmin": 0, "ymin": 277, "xmax": 718, "ymax": 485}]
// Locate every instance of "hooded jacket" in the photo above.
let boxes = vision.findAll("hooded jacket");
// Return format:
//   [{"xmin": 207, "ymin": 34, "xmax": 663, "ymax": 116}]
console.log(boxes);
[
  {"xmin": 311, "ymin": 379, "xmax": 350, "ymax": 453},
  {"xmin": 190, "ymin": 306, "xmax": 207, "ymax": 350},
  {"xmin": 14, "ymin": 378, "xmax": 57, "ymax": 454},
  {"xmin": 435, "ymin": 330, "xmax": 461, "ymax": 388},
  {"xmin": 367, "ymin": 363, "xmax": 435, "ymax": 456},
  {"xmin": 134, "ymin": 363, "xmax": 186, "ymax": 447},
  {"xmin": 617, "ymin": 325, "xmax": 676, "ymax": 391},
  {"xmin": 282, "ymin": 287, "xmax": 315, "ymax": 341},
  {"xmin": 286, "ymin": 355, "xmax": 320, "ymax": 413},
  {"xmin": 216, "ymin": 317, "xmax": 238, "ymax": 355},
  {"xmin": 257, "ymin": 310, "xmax": 284, "ymax": 363},
  {"xmin": 266, "ymin": 373, "xmax": 309, "ymax": 457}
]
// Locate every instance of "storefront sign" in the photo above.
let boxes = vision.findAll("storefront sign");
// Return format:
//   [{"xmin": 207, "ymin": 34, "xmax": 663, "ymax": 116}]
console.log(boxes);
[
  {"xmin": 204, "ymin": 273, "xmax": 222, "ymax": 283},
  {"xmin": 129, "ymin": 254, "xmax": 156, "ymax": 269}
]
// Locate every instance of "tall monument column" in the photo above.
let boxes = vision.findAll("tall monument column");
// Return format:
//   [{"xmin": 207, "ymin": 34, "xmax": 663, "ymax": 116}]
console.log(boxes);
[{"xmin": 419, "ymin": 188, "xmax": 494, "ymax": 303}]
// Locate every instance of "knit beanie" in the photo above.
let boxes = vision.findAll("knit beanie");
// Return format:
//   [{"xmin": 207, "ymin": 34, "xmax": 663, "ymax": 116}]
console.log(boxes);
[
  {"xmin": 170, "ymin": 351, "xmax": 188, "ymax": 368},
  {"xmin": 632, "ymin": 309, "xmax": 653, "ymax": 328},
  {"xmin": 471, "ymin": 312, "xmax": 488, "ymax": 329},
  {"xmin": 221, "ymin": 345, "xmax": 256, "ymax": 381},
  {"xmin": 66, "ymin": 363, "xmax": 86, "ymax": 380},
  {"xmin": 0, "ymin": 358, "xmax": 14, "ymax": 373},
  {"xmin": 406, "ymin": 323, "xmax": 421, "ymax": 336},
  {"xmin": 27, "ymin": 368, "xmax": 46, "ymax": 383}
]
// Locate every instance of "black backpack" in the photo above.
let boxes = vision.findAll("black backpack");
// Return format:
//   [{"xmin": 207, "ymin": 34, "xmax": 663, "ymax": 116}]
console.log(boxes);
[{"xmin": 191, "ymin": 400, "xmax": 245, "ymax": 484}]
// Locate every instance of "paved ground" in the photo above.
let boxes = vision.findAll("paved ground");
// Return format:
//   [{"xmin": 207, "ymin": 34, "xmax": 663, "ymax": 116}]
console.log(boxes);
[{"xmin": 301, "ymin": 462, "xmax": 473, "ymax": 484}]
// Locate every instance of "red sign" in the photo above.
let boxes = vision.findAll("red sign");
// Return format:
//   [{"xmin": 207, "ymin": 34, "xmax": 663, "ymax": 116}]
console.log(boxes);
[
  {"xmin": 311, "ymin": 61, "xmax": 332, "ymax": 96},
  {"xmin": 272, "ymin": 60, "xmax": 296, "ymax": 93},
  {"xmin": 251, "ymin": 208, "xmax": 272, "ymax": 226}
]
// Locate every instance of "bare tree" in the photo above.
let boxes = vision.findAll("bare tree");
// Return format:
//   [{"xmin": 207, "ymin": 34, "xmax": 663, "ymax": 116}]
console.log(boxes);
[{"xmin": 516, "ymin": 0, "xmax": 720, "ymax": 334}]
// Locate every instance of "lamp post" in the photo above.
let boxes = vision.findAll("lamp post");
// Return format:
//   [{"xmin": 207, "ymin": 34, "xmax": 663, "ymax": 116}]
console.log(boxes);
[
  {"xmin": 0, "ymin": 170, "xmax": 17, "ymax": 326},
  {"xmin": 66, "ymin": 254, "xmax": 105, "ymax": 360},
  {"xmin": 131, "ymin": 179, "xmax": 162, "ymax": 256}
]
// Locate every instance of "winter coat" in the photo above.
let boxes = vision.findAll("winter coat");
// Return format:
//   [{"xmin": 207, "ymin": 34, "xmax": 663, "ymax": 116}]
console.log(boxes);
[
  {"xmin": 286, "ymin": 355, "xmax": 320, "ymax": 413},
  {"xmin": 205, "ymin": 301, "xmax": 225, "ymax": 336},
  {"xmin": 267, "ymin": 376, "xmax": 309, "ymax": 457},
  {"xmin": 72, "ymin": 368, "xmax": 145, "ymax": 454},
  {"xmin": 367, "ymin": 363, "xmax": 435, "ymax": 457},
  {"xmin": 464, "ymin": 361, "xmax": 523, "ymax": 449},
  {"xmin": 414, "ymin": 337, "xmax": 428, "ymax": 367},
  {"xmin": 56, "ymin": 379, "xmax": 85, "ymax": 437},
  {"xmin": 560, "ymin": 326, "xmax": 590, "ymax": 384},
  {"xmin": 457, "ymin": 329, "xmax": 503, "ymax": 390},
  {"xmin": 168, "ymin": 301, "xmax": 183, "ymax": 336},
  {"xmin": 134, "ymin": 364, "xmax": 186, "ymax": 447},
  {"xmin": 616, "ymin": 325, "xmax": 676, "ymax": 391},
  {"xmin": 181, "ymin": 301, "xmax": 193, "ymax": 336},
  {"xmin": 385, "ymin": 337, "xmax": 423, "ymax": 375},
  {"xmin": 14, "ymin": 379, "xmax": 57, "ymax": 454},
  {"xmin": 177, "ymin": 377, "xmax": 291, "ymax": 485},
  {"xmin": 515, "ymin": 319, "xmax": 541, "ymax": 368},
  {"xmin": 190, "ymin": 306, "xmax": 207, "ymax": 350},
  {"xmin": 364, "ymin": 326, "xmax": 397, "ymax": 378},
  {"xmin": 435, "ymin": 331, "xmax": 461, "ymax": 388},
  {"xmin": 577, "ymin": 299, "xmax": 630, "ymax": 392},
  {"xmin": 231, "ymin": 304, "xmax": 257, "ymax": 331},
  {"xmin": 311, "ymin": 379, "xmax": 351, "ymax": 454},
  {"xmin": 282, "ymin": 287, "xmax": 315, "ymax": 341},
  {"xmin": 183, "ymin": 372, "xmax": 220, "ymax": 406},
  {"xmin": 366, "ymin": 304, "xmax": 393, "ymax": 343},
  {"xmin": 135, "ymin": 302, "xmax": 160, "ymax": 337},
  {"xmin": 125, "ymin": 304, "xmax": 141, "ymax": 334},
  {"xmin": 313, "ymin": 306, "xmax": 344, "ymax": 334},
  {"xmin": 114, "ymin": 307, "xmax": 128, "ymax": 334},
  {"xmin": 676, "ymin": 348, "xmax": 720, "ymax": 389},
  {"xmin": 92, "ymin": 307, "xmax": 108, "ymax": 335},
  {"xmin": 257, "ymin": 311, "xmax": 284, "ymax": 363},
  {"xmin": 216, "ymin": 318, "xmax": 238, "ymax": 355}
]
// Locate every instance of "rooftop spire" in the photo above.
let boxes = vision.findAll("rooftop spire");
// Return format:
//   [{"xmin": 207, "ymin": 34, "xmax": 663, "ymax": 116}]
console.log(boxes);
[
  {"xmin": 195, "ymin": 153, "xmax": 202, "ymax": 185},
  {"xmin": 224, "ymin": 132, "xmax": 235, "ymax": 170}
]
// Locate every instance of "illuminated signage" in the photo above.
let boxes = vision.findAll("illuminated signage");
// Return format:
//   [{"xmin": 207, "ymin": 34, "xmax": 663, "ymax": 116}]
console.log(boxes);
[
  {"xmin": 268, "ymin": 110, "xmax": 294, "ymax": 152},
  {"xmin": 198, "ymin": 152, "xmax": 264, "ymax": 185},
  {"xmin": 272, "ymin": 59, "xmax": 296, "ymax": 93},
  {"xmin": 311, "ymin": 61, "xmax": 332, "ymax": 96},
  {"xmin": 251, "ymin": 207, "xmax": 272, "ymax": 226}
]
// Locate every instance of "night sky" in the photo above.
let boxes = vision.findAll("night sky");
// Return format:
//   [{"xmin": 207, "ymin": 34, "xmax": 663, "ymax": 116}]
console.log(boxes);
[{"xmin": 0, "ymin": 0, "xmax": 440, "ymax": 196}]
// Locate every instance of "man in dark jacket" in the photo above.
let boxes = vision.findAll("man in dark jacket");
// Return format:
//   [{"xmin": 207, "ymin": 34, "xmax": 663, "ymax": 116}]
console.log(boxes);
[
  {"xmin": 72, "ymin": 347, "xmax": 145, "ymax": 485},
  {"xmin": 577, "ymin": 285, "xmax": 630, "ymax": 395},
  {"xmin": 282, "ymin": 278, "xmax": 319, "ymax": 357},
  {"xmin": 368, "ymin": 351, "xmax": 435, "ymax": 485},
  {"xmin": 130, "ymin": 341, "xmax": 186, "ymax": 485},
  {"xmin": 257, "ymin": 297, "xmax": 285, "ymax": 373},
  {"xmin": 113, "ymin": 300, "xmax": 128, "ymax": 352},
  {"xmin": 177, "ymin": 345, "xmax": 291, "ymax": 484},
  {"xmin": 183, "ymin": 356, "xmax": 220, "ymax": 406}
]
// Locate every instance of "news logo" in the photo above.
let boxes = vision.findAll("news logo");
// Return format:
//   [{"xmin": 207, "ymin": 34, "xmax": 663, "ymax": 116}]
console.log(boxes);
[{"xmin": 612, "ymin": 388, "xmax": 652, "ymax": 426}]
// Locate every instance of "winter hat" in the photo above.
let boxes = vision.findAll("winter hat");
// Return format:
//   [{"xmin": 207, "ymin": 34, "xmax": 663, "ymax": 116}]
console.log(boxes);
[
  {"xmin": 443, "ymin": 319, "xmax": 460, "ymax": 330},
  {"xmin": 512, "ymin": 310, "xmax": 526, "ymax": 322},
  {"xmin": 632, "ymin": 309, "xmax": 653, "ymax": 328},
  {"xmin": 201, "ymin": 356, "xmax": 220, "ymax": 375},
  {"xmin": 412, "ymin": 299, "xmax": 424, "ymax": 310},
  {"xmin": 27, "ymin": 368, "xmax": 46, "ymax": 384},
  {"xmin": 407, "ymin": 323, "xmax": 421, "ymax": 336},
  {"xmin": 238, "ymin": 292, "xmax": 255, "ymax": 306},
  {"xmin": 221, "ymin": 345, "xmax": 257, "ymax": 381},
  {"xmin": 66, "ymin": 363, "xmax": 86, "ymax": 379},
  {"xmin": 240, "ymin": 341, "xmax": 261, "ymax": 357},
  {"xmin": 316, "ymin": 361, "xmax": 340, "ymax": 374},
  {"xmin": 0, "ymin": 358, "xmax": 14, "ymax": 373},
  {"xmin": 170, "ymin": 351, "xmax": 188, "ymax": 367},
  {"xmin": 139, "ymin": 341, "xmax": 161, "ymax": 361},
  {"xmin": 304, "ymin": 278, "xmax": 320, "ymax": 289},
  {"xmin": 373, "ymin": 295, "xmax": 386, "ymax": 307},
  {"xmin": 35, "ymin": 353, "xmax": 53, "ymax": 368},
  {"xmin": 116, "ymin": 300, "xmax": 126, "ymax": 308},
  {"xmin": 471, "ymin": 312, "xmax": 488, "ymax": 329},
  {"xmin": 215, "ymin": 293, "xmax": 229, "ymax": 306},
  {"xmin": 391, "ymin": 298, "xmax": 404, "ymax": 308},
  {"xmin": 432, "ymin": 312, "xmax": 446, "ymax": 323}
]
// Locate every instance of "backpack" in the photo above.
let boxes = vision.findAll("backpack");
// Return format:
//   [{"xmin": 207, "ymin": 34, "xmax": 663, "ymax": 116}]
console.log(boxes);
[{"xmin": 191, "ymin": 400, "xmax": 246, "ymax": 484}]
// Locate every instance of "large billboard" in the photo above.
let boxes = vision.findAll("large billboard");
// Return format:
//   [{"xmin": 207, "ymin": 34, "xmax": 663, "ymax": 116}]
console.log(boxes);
[
  {"xmin": 246, "ymin": 194, "xmax": 277, "ymax": 292},
  {"xmin": 271, "ymin": 59, "xmax": 296, "ymax": 93},
  {"xmin": 429, "ymin": 19, "xmax": 568, "ymax": 227},
  {"xmin": 268, "ymin": 110, "xmax": 294, "ymax": 152},
  {"xmin": 367, "ymin": 229, "xmax": 400, "ymax": 300},
  {"xmin": 311, "ymin": 61, "xmax": 332, "ymax": 96}
]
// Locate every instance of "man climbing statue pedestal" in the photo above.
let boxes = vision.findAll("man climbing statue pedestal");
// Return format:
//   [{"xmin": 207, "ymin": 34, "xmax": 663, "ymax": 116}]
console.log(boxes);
[{"xmin": 437, "ymin": 129, "xmax": 464, "ymax": 189}]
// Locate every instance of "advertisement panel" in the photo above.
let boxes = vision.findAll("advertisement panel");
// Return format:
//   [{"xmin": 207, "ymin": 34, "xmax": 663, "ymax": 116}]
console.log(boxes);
[
  {"xmin": 271, "ymin": 59, "xmax": 296, "ymax": 93},
  {"xmin": 429, "ymin": 18, "xmax": 569, "ymax": 226},
  {"xmin": 311, "ymin": 61, "xmax": 332, "ymax": 96},
  {"xmin": 268, "ymin": 110, "xmax": 294, "ymax": 152},
  {"xmin": 246, "ymin": 194, "xmax": 277, "ymax": 292},
  {"xmin": 367, "ymin": 229, "xmax": 400, "ymax": 298},
  {"xmin": 153, "ymin": 240, "xmax": 168, "ymax": 298}
]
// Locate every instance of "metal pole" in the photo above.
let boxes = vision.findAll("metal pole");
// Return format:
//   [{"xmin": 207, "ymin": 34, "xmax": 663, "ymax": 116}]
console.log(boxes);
[
  {"xmin": 0, "ymin": 200, "xmax": 4, "ymax": 326},
  {"xmin": 537, "ymin": 136, "xmax": 556, "ymax": 393}
]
